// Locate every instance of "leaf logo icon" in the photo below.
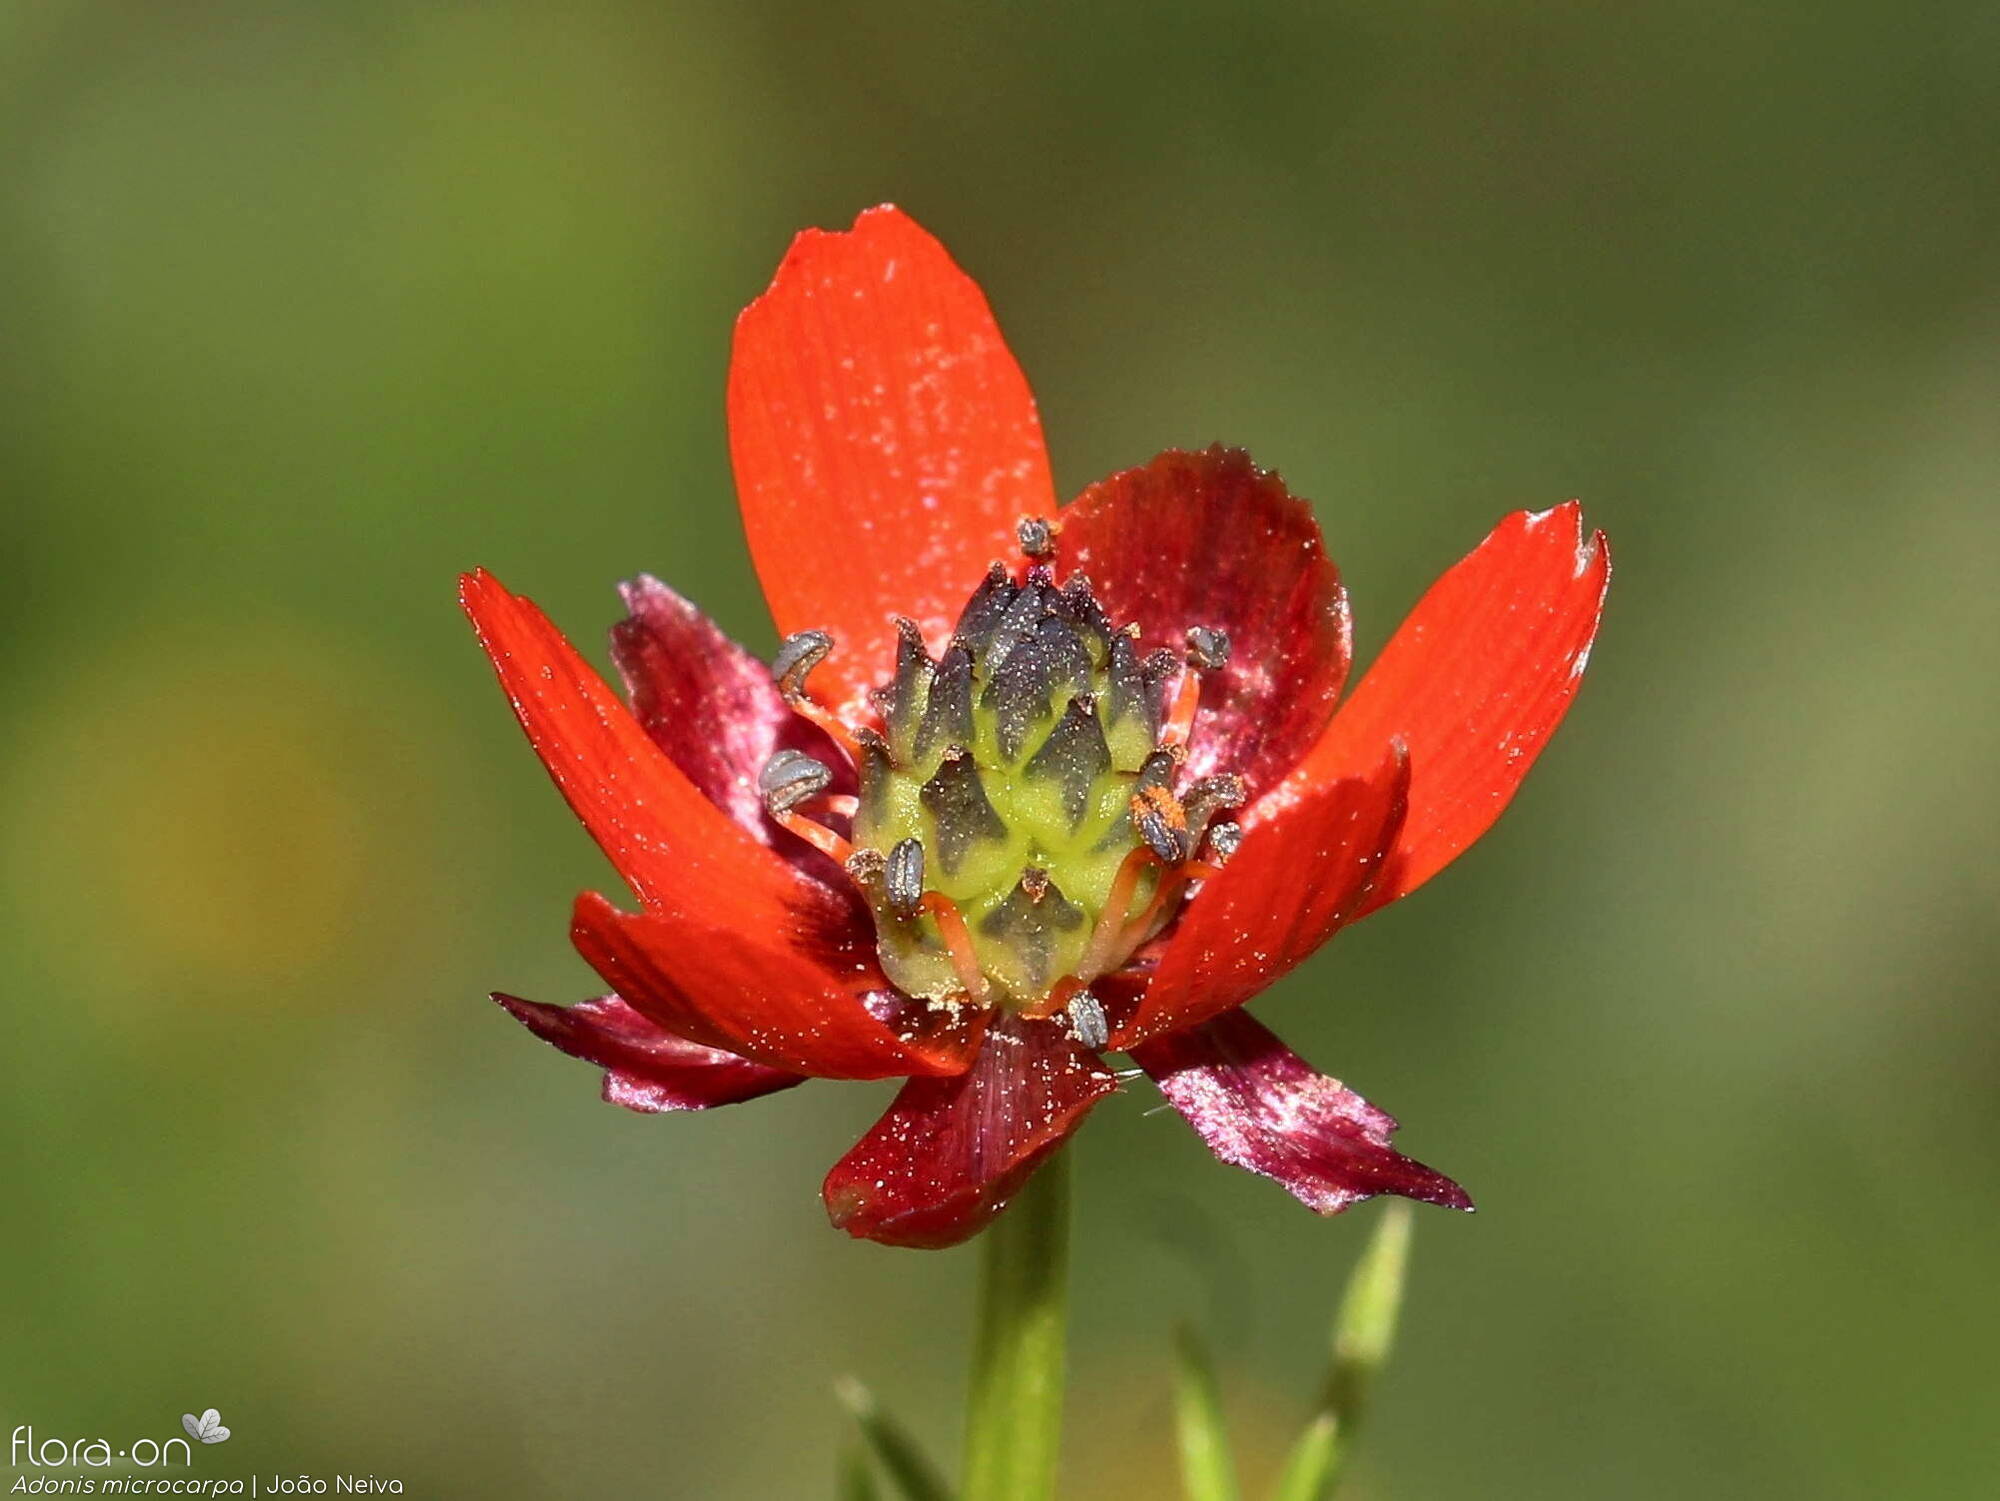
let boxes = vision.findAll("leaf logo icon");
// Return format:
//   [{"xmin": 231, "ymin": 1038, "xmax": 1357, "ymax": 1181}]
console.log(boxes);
[{"xmin": 181, "ymin": 1409, "xmax": 231, "ymax": 1444}]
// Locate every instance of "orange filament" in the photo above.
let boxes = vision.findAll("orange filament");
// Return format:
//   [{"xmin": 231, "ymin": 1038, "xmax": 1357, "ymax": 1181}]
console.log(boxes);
[
  {"xmin": 787, "ymin": 695, "xmax": 861, "ymax": 759},
  {"xmin": 771, "ymin": 809, "xmax": 854, "ymax": 864},
  {"xmin": 1086, "ymin": 857, "xmax": 1228, "ymax": 979},
  {"xmin": 920, "ymin": 892, "xmax": 991, "ymax": 1004},
  {"xmin": 1079, "ymin": 846, "xmax": 1159, "ymax": 978},
  {"xmin": 1161, "ymin": 663, "xmax": 1203, "ymax": 749},
  {"xmin": 819, "ymin": 794, "xmax": 860, "ymax": 819},
  {"xmin": 1022, "ymin": 974, "xmax": 1086, "ymax": 1022}
]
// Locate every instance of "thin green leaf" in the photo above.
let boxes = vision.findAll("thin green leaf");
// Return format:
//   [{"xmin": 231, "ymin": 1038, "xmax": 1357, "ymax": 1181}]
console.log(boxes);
[
  {"xmin": 1172, "ymin": 1324, "xmax": 1242, "ymax": 1501},
  {"xmin": 1265, "ymin": 1414, "xmax": 1336, "ymax": 1501},
  {"xmin": 840, "ymin": 1442, "xmax": 882, "ymax": 1501},
  {"xmin": 837, "ymin": 1377, "xmax": 955, "ymax": 1501},
  {"xmin": 1266, "ymin": 1201, "xmax": 1415, "ymax": 1501}
]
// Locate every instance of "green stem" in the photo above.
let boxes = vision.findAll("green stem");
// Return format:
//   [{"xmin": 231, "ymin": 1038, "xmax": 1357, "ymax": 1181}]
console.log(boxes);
[{"xmin": 960, "ymin": 1149, "xmax": 1071, "ymax": 1501}]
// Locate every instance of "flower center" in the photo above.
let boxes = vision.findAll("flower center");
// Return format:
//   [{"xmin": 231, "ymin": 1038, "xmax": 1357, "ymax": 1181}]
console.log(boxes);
[{"xmin": 760, "ymin": 521, "xmax": 1244, "ymax": 1043}]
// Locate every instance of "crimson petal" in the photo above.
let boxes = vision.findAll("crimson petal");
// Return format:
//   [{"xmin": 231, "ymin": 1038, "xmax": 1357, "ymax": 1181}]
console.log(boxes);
[
  {"xmin": 1130, "ymin": 1009, "xmax": 1471, "ymax": 1214},
  {"xmin": 1057, "ymin": 446, "xmax": 1352, "ymax": 794},
  {"xmin": 821, "ymin": 1016, "xmax": 1117, "ymax": 1249},
  {"xmin": 610, "ymin": 573, "xmax": 854, "ymax": 884},
  {"xmin": 493, "ymin": 992, "xmax": 804, "ymax": 1112},
  {"xmin": 729, "ymin": 205, "xmax": 1055, "ymax": 719},
  {"xmin": 1114, "ymin": 744, "xmax": 1409, "ymax": 1049},
  {"xmin": 1284, "ymin": 502, "xmax": 1610, "ymax": 915}
]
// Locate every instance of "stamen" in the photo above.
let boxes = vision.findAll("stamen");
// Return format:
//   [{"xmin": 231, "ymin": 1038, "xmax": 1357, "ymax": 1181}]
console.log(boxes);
[
  {"xmin": 759, "ymin": 749, "xmax": 832, "ymax": 812},
  {"xmin": 1066, "ymin": 990, "xmax": 1110, "ymax": 1050},
  {"xmin": 1131, "ymin": 782, "xmax": 1191, "ymax": 865},
  {"xmin": 819, "ymin": 794, "xmax": 860, "ymax": 819},
  {"xmin": 885, "ymin": 837, "xmax": 926, "ymax": 919},
  {"xmin": 920, "ymin": 892, "xmax": 990, "ymax": 1004},
  {"xmin": 1180, "ymin": 774, "xmax": 1246, "ymax": 843},
  {"xmin": 1162, "ymin": 627, "xmax": 1229, "ymax": 750},
  {"xmin": 1016, "ymin": 516, "xmax": 1055, "ymax": 558},
  {"xmin": 1207, "ymin": 820, "xmax": 1244, "ymax": 863},
  {"xmin": 772, "ymin": 630, "xmax": 832, "ymax": 694},
  {"xmin": 1186, "ymin": 626, "xmax": 1232, "ymax": 671},
  {"xmin": 760, "ymin": 750, "xmax": 853, "ymax": 861},
  {"xmin": 771, "ymin": 629, "xmax": 860, "ymax": 759}
]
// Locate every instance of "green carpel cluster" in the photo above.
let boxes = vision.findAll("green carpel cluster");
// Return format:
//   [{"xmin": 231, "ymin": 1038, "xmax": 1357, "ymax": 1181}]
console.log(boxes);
[{"xmin": 846, "ymin": 563, "xmax": 1183, "ymax": 1009}]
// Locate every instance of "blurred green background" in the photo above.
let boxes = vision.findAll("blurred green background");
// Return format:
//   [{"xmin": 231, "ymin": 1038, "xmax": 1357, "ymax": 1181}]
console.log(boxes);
[{"xmin": 5, "ymin": 2, "xmax": 1996, "ymax": 1497}]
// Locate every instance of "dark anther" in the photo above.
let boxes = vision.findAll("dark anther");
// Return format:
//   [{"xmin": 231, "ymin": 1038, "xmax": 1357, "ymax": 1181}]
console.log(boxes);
[
  {"xmin": 952, "ymin": 563, "xmax": 1019, "ymax": 653},
  {"xmin": 885, "ymin": 838, "xmax": 926, "ymax": 919},
  {"xmin": 1208, "ymin": 821, "xmax": 1244, "ymax": 862},
  {"xmin": 1066, "ymin": 990, "xmax": 1109, "ymax": 1051},
  {"xmin": 1186, "ymin": 626, "xmax": 1232, "ymax": 671},
  {"xmin": 914, "ymin": 644, "xmax": 974, "ymax": 761},
  {"xmin": 919, "ymin": 749, "xmax": 1010, "ymax": 874},
  {"xmin": 1137, "ymin": 805, "xmax": 1190, "ymax": 865},
  {"xmin": 1134, "ymin": 748, "xmax": 1179, "ymax": 795},
  {"xmin": 759, "ymin": 748, "xmax": 832, "ymax": 813},
  {"xmin": 845, "ymin": 846, "xmax": 887, "ymax": 885},
  {"xmin": 1025, "ymin": 695, "xmax": 1112, "ymax": 826},
  {"xmin": 772, "ymin": 629, "xmax": 833, "ymax": 698},
  {"xmin": 1016, "ymin": 516, "xmax": 1055, "ymax": 557},
  {"xmin": 1181, "ymin": 774, "xmax": 1247, "ymax": 838},
  {"xmin": 978, "ymin": 871, "xmax": 1085, "ymax": 992}
]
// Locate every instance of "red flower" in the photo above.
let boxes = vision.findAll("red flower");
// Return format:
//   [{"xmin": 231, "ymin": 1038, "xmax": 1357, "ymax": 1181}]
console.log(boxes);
[{"xmin": 464, "ymin": 206, "xmax": 1610, "ymax": 1250}]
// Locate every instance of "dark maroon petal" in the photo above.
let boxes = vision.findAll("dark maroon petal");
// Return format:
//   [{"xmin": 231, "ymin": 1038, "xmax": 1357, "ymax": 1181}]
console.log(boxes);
[
  {"xmin": 821, "ymin": 1016, "xmax": 1118, "ymax": 1249},
  {"xmin": 1130, "ymin": 1009, "xmax": 1471, "ymax": 1215},
  {"xmin": 1057, "ymin": 446, "xmax": 1352, "ymax": 795},
  {"xmin": 493, "ymin": 992, "xmax": 805, "ymax": 1112},
  {"xmin": 610, "ymin": 574, "xmax": 855, "ymax": 885}
]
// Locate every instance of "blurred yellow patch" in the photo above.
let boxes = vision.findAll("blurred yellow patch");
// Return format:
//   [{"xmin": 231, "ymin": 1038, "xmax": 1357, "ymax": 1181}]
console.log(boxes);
[{"xmin": 2, "ymin": 621, "xmax": 465, "ymax": 1013}]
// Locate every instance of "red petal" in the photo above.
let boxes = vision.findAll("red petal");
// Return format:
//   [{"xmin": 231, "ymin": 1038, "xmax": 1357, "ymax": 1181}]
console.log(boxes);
[
  {"xmin": 461, "ymin": 568, "xmax": 839, "ymax": 921},
  {"xmin": 493, "ymin": 992, "xmax": 805, "ymax": 1112},
  {"xmin": 728, "ymin": 205, "xmax": 1055, "ymax": 718},
  {"xmin": 464, "ymin": 570, "xmax": 927, "ymax": 1078},
  {"xmin": 1113, "ymin": 744, "xmax": 1410, "ymax": 1048},
  {"xmin": 1130, "ymin": 1009, "xmax": 1471, "ymax": 1214},
  {"xmin": 821, "ymin": 1016, "xmax": 1117, "ymax": 1249},
  {"xmin": 570, "ymin": 892, "xmax": 985, "ymax": 1081},
  {"xmin": 609, "ymin": 573, "xmax": 855, "ymax": 885},
  {"xmin": 1058, "ymin": 446, "xmax": 1352, "ymax": 793},
  {"xmin": 1284, "ymin": 503, "xmax": 1610, "ymax": 914}
]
